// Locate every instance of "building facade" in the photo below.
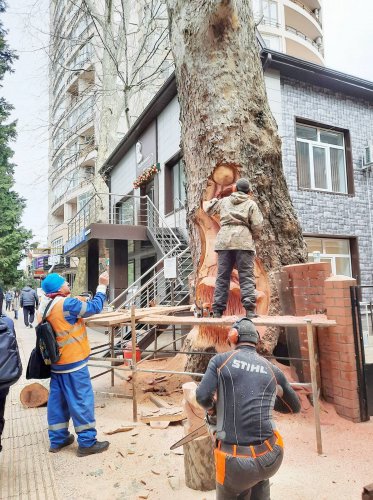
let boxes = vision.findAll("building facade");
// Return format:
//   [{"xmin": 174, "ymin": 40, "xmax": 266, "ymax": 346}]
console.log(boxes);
[
  {"xmin": 49, "ymin": 0, "xmax": 98, "ymax": 286},
  {"xmin": 63, "ymin": 52, "xmax": 373, "ymax": 304},
  {"xmin": 253, "ymin": 0, "xmax": 324, "ymax": 65}
]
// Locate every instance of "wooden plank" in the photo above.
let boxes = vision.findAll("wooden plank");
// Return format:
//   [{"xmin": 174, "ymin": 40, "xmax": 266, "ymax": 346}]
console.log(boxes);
[
  {"xmin": 306, "ymin": 320, "xmax": 323, "ymax": 455},
  {"xmin": 137, "ymin": 314, "xmax": 336, "ymax": 328},
  {"xmin": 85, "ymin": 305, "xmax": 192, "ymax": 326},
  {"xmin": 140, "ymin": 407, "xmax": 185, "ymax": 423}
]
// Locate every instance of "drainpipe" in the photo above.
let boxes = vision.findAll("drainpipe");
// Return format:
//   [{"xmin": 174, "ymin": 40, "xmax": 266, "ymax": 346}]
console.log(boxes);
[
  {"xmin": 262, "ymin": 51, "xmax": 272, "ymax": 72},
  {"xmin": 365, "ymin": 168, "xmax": 373, "ymax": 281}
]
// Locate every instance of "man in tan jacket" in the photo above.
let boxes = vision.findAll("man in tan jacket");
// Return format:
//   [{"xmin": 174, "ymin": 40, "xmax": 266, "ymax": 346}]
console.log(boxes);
[{"xmin": 204, "ymin": 178, "xmax": 263, "ymax": 318}]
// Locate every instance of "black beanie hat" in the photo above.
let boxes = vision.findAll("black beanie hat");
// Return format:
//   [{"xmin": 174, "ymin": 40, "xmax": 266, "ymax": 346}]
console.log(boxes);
[
  {"xmin": 236, "ymin": 178, "xmax": 251, "ymax": 193},
  {"xmin": 232, "ymin": 318, "xmax": 259, "ymax": 344}
]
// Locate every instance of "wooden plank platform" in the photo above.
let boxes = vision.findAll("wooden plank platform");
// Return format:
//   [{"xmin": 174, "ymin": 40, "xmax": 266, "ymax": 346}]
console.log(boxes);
[
  {"xmin": 86, "ymin": 310, "xmax": 336, "ymax": 328},
  {"xmin": 85, "ymin": 304, "xmax": 192, "ymax": 326},
  {"xmin": 139, "ymin": 314, "xmax": 336, "ymax": 327}
]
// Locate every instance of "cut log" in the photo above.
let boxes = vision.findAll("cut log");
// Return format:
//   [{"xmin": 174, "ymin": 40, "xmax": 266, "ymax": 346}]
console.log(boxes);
[
  {"xmin": 20, "ymin": 383, "xmax": 49, "ymax": 408},
  {"xmin": 140, "ymin": 407, "xmax": 185, "ymax": 423},
  {"xmin": 184, "ymin": 435, "xmax": 215, "ymax": 491},
  {"xmin": 181, "ymin": 382, "xmax": 215, "ymax": 491}
]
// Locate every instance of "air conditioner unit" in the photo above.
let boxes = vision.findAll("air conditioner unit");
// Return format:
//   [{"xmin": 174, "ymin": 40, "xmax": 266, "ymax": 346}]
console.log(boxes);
[{"xmin": 365, "ymin": 145, "xmax": 373, "ymax": 166}]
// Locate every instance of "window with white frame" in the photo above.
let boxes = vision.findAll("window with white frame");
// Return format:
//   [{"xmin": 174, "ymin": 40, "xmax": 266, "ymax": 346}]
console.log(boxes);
[
  {"xmin": 296, "ymin": 123, "xmax": 348, "ymax": 193},
  {"xmin": 51, "ymin": 237, "xmax": 64, "ymax": 255},
  {"xmin": 306, "ymin": 237, "xmax": 352, "ymax": 277},
  {"xmin": 172, "ymin": 160, "xmax": 186, "ymax": 208},
  {"xmin": 261, "ymin": 34, "xmax": 282, "ymax": 51},
  {"xmin": 252, "ymin": 0, "xmax": 278, "ymax": 26}
]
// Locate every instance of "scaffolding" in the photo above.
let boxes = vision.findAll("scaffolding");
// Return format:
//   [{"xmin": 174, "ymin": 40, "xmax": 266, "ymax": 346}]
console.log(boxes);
[{"xmin": 86, "ymin": 306, "xmax": 336, "ymax": 455}]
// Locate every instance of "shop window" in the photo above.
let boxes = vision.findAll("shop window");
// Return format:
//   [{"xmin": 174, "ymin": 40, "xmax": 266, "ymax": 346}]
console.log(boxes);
[
  {"xmin": 296, "ymin": 121, "xmax": 353, "ymax": 194},
  {"xmin": 51, "ymin": 237, "xmax": 64, "ymax": 255},
  {"xmin": 305, "ymin": 237, "xmax": 352, "ymax": 276}
]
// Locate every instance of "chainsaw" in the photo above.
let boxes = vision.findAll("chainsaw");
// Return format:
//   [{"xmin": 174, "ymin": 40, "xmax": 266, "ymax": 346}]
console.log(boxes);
[{"xmin": 170, "ymin": 413, "xmax": 217, "ymax": 450}]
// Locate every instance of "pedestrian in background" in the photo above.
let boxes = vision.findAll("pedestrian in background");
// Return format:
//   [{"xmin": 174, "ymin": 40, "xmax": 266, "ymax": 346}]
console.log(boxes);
[
  {"xmin": 20, "ymin": 284, "xmax": 39, "ymax": 328},
  {"xmin": 5, "ymin": 290, "xmax": 13, "ymax": 311},
  {"xmin": 0, "ymin": 287, "xmax": 3, "ymax": 314},
  {"xmin": 12, "ymin": 291, "xmax": 20, "ymax": 320},
  {"xmin": 38, "ymin": 271, "xmax": 110, "ymax": 456}
]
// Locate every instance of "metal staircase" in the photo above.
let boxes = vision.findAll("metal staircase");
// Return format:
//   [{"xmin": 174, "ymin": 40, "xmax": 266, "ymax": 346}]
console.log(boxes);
[
  {"xmin": 111, "ymin": 197, "xmax": 192, "ymax": 310},
  {"xmin": 109, "ymin": 196, "xmax": 193, "ymax": 348}
]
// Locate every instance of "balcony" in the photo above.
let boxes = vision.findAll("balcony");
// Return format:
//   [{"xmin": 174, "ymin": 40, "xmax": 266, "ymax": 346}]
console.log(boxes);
[
  {"xmin": 301, "ymin": 0, "xmax": 321, "ymax": 9},
  {"xmin": 67, "ymin": 193, "xmax": 149, "ymax": 241},
  {"xmin": 51, "ymin": 174, "xmax": 95, "ymax": 215},
  {"xmin": 285, "ymin": 0, "xmax": 322, "ymax": 39},
  {"xmin": 285, "ymin": 25, "xmax": 324, "ymax": 65}
]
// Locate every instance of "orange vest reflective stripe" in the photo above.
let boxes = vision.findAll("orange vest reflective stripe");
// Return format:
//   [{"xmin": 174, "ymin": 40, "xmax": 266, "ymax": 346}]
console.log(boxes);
[{"xmin": 37, "ymin": 299, "xmax": 90, "ymax": 365}]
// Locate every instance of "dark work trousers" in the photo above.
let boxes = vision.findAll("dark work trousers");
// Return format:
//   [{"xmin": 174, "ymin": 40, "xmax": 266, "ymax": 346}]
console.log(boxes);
[
  {"xmin": 5, "ymin": 300, "xmax": 11, "ymax": 311},
  {"xmin": 23, "ymin": 305, "xmax": 35, "ymax": 326},
  {"xmin": 213, "ymin": 250, "xmax": 256, "ymax": 313},
  {"xmin": 215, "ymin": 445, "xmax": 283, "ymax": 499},
  {"xmin": 217, "ymin": 480, "xmax": 270, "ymax": 500},
  {"xmin": 0, "ymin": 388, "xmax": 9, "ymax": 452}
]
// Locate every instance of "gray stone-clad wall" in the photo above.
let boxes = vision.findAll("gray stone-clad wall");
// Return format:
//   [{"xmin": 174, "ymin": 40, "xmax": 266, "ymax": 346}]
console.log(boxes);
[{"xmin": 280, "ymin": 77, "xmax": 373, "ymax": 286}]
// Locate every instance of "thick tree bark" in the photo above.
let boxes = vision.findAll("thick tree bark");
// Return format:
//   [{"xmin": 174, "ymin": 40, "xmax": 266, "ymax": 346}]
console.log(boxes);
[{"xmin": 167, "ymin": 0, "xmax": 306, "ymax": 357}]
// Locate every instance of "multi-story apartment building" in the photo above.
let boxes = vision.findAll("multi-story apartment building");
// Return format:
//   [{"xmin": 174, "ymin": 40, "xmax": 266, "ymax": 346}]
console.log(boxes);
[
  {"xmin": 253, "ymin": 0, "xmax": 324, "ymax": 65},
  {"xmin": 48, "ymin": 0, "xmax": 98, "ymax": 286},
  {"xmin": 49, "ymin": 0, "xmax": 323, "ymax": 288}
]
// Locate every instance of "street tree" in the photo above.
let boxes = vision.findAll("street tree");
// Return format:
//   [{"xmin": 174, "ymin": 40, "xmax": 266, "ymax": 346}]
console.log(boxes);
[
  {"xmin": 166, "ymin": 0, "xmax": 307, "ymax": 358},
  {"xmin": 0, "ymin": 1, "xmax": 32, "ymax": 287}
]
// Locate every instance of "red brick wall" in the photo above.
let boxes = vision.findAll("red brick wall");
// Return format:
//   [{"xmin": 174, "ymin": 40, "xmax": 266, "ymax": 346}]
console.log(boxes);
[
  {"xmin": 281, "ymin": 263, "xmax": 331, "ymax": 382},
  {"xmin": 280, "ymin": 264, "xmax": 361, "ymax": 422},
  {"xmin": 323, "ymin": 276, "xmax": 360, "ymax": 422}
]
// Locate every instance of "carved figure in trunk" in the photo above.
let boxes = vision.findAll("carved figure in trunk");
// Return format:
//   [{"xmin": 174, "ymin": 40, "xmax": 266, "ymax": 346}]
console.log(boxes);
[
  {"xmin": 166, "ymin": 0, "xmax": 307, "ymax": 356},
  {"xmin": 204, "ymin": 176, "xmax": 263, "ymax": 319}
]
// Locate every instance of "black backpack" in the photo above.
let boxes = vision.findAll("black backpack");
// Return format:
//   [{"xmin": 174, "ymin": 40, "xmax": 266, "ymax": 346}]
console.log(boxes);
[
  {"xmin": 36, "ymin": 299, "xmax": 60, "ymax": 365},
  {"xmin": 0, "ymin": 316, "xmax": 22, "ymax": 391}
]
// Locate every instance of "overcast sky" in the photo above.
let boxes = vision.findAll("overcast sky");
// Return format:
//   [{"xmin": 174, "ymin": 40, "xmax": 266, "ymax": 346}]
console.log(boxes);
[{"xmin": 2, "ymin": 0, "xmax": 373, "ymax": 246}]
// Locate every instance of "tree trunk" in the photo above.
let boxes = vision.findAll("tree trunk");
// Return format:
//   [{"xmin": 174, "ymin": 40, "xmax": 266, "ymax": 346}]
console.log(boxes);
[
  {"xmin": 184, "ymin": 436, "xmax": 216, "ymax": 491},
  {"xmin": 166, "ymin": 0, "xmax": 307, "ymax": 357},
  {"xmin": 182, "ymin": 382, "xmax": 215, "ymax": 490}
]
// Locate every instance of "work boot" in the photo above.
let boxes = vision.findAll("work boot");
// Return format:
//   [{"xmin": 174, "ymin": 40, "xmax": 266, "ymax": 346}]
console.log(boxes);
[
  {"xmin": 49, "ymin": 433, "xmax": 75, "ymax": 453},
  {"xmin": 77, "ymin": 440, "xmax": 110, "ymax": 457},
  {"xmin": 245, "ymin": 310, "xmax": 258, "ymax": 319},
  {"xmin": 212, "ymin": 311, "xmax": 222, "ymax": 318}
]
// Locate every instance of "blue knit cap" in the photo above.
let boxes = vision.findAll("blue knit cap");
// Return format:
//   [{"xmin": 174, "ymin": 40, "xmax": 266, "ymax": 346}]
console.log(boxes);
[{"xmin": 42, "ymin": 273, "xmax": 66, "ymax": 294}]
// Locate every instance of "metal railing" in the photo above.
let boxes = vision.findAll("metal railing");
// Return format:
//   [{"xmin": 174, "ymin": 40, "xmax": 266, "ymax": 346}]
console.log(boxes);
[
  {"xmin": 67, "ymin": 192, "xmax": 193, "ymax": 343},
  {"xmin": 255, "ymin": 16, "xmax": 281, "ymax": 29},
  {"xmin": 285, "ymin": 25, "xmax": 323, "ymax": 53},
  {"xmin": 288, "ymin": 0, "xmax": 322, "ymax": 26}
]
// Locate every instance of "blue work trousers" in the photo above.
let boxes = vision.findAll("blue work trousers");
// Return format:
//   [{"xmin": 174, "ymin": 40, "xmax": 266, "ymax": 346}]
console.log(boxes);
[{"xmin": 48, "ymin": 365, "xmax": 97, "ymax": 449}]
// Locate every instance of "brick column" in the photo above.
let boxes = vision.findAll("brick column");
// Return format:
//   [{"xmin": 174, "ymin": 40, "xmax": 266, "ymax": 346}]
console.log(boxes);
[
  {"xmin": 323, "ymin": 275, "xmax": 361, "ymax": 422},
  {"xmin": 280, "ymin": 263, "xmax": 331, "ymax": 382}
]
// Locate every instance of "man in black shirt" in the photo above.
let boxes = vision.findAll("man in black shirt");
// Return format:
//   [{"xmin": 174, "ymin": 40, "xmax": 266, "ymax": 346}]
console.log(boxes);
[{"xmin": 196, "ymin": 318, "xmax": 301, "ymax": 499}]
